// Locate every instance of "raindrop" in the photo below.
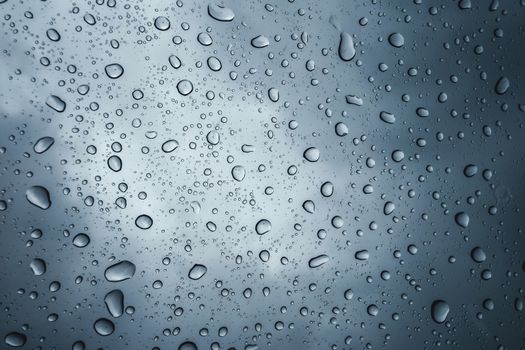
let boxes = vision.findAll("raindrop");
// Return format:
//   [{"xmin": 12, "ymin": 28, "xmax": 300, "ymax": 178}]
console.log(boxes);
[
  {"xmin": 46, "ymin": 95, "xmax": 66, "ymax": 112},
  {"xmin": 72, "ymin": 233, "xmax": 90, "ymax": 248},
  {"xmin": 104, "ymin": 261, "xmax": 136, "ymax": 282},
  {"xmin": 388, "ymin": 33, "xmax": 405, "ymax": 48},
  {"xmin": 303, "ymin": 147, "xmax": 320, "ymax": 162},
  {"xmin": 107, "ymin": 155, "xmax": 122, "ymax": 172},
  {"xmin": 251, "ymin": 35, "xmax": 270, "ymax": 48},
  {"xmin": 33, "ymin": 137, "xmax": 55, "ymax": 154},
  {"xmin": 308, "ymin": 255, "xmax": 329, "ymax": 268},
  {"xmin": 135, "ymin": 215, "xmax": 153, "ymax": 229},
  {"xmin": 93, "ymin": 318, "xmax": 115, "ymax": 336},
  {"xmin": 431, "ymin": 300, "xmax": 450, "ymax": 324},
  {"xmin": 208, "ymin": 4, "xmax": 235, "ymax": 22},
  {"xmin": 104, "ymin": 63, "xmax": 124, "ymax": 79},
  {"xmin": 231, "ymin": 165, "xmax": 246, "ymax": 181},
  {"xmin": 104, "ymin": 289, "xmax": 124, "ymax": 317},
  {"xmin": 255, "ymin": 219, "xmax": 272, "ymax": 235},
  {"xmin": 26, "ymin": 186, "xmax": 51, "ymax": 209},
  {"xmin": 188, "ymin": 264, "xmax": 207, "ymax": 280},
  {"xmin": 338, "ymin": 32, "xmax": 356, "ymax": 61},
  {"xmin": 4, "ymin": 332, "xmax": 26, "ymax": 348},
  {"xmin": 177, "ymin": 80, "xmax": 194, "ymax": 96}
]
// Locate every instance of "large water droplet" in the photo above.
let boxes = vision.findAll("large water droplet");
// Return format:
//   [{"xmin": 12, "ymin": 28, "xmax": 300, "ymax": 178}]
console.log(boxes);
[
  {"xmin": 208, "ymin": 4, "xmax": 235, "ymax": 22},
  {"xmin": 206, "ymin": 130, "xmax": 220, "ymax": 145},
  {"xmin": 188, "ymin": 264, "xmax": 207, "ymax": 280},
  {"xmin": 338, "ymin": 32, "xmax": 356, "ymax": 61},
  {"xmin": 455, "ymin": 212, "xmax": 470, "ymax": 228},
  {"xmin": 104, "ymin": 261, "xmax": 136, "ymax": 282},
  {"xmin": 162, "ymin": 139, "xmax": 179, "ymax": 153},
  {"xmin": 255, "ymin": 219, "xmax": 272, "ymax": 235},
  {"xmin": 388, "ymin": 33, "xmax": 405, "ymax": 48},
  {"xmin": 251, "ymin": 35, "xmax": 269, "ymax": 48},
  {"xmin": 471, "ymin": 247, "xmax": 486, "ymax": 263},
  {"xmin": 268, "ymin": 88, "xmax": 279, "ymax": 102},
  {"xmin": 93, "ymin": 318, "xmax": 115, "ymax": 336},
  {"xmin": 135, "ymin": 214, "xmax": 153, "ymax": 229},
  {"xmin": 495, "ymin": 76, "xmax": 510, "ymax": 95},
  {"xmin": 177, "ymin": 80, "xmax": 194, "ymax": 96},
  {"xmin": 231, "ymin": 165, "xmax": 246, "ymax": 181},
  {"xmin": 308, "ymin": 254, "xmax": 329, "ymax": 268},
  {"xmin": 104, "ymin": 63, "xmax": 124, "ymax": 79},
  {"xmin": 33, "ymin": 136, "xmax": 55, "ymax": 154},
  {"xmin": 431, "ymin": 300, "xmax": 450, "ymax": 324},
  {"xmin": 179, "ymin": 341, "xmax": 198, "ymax": 350},
  {"xmin": 30, "ymin": 258, "xmax": 46, "ymax": 275},
  {"xmin": 46, "ymin": 95, "xmax": 66, "ymax": 112},
  {"xmin": 107, "ymin": 155, "xmax": 122, "ymax": 172},
  {"xmin": 154, "ymin": 16, "xmax": 170, "ymax": 31},
  {"xmin": 380, "ymin": 111, "xmax": 395, "ymax": 124},
  {"xmin": 26, "ymin": 186, "xmax": 51, "ymax": 209},
  {"xmin": 72, "ymin": 233, "xmax": 90, "ymax": 248},
  {"xmin": 104, "ymin": 289, "xmax": 124, "ymax": 317},
  {"xmin": 303, "ymin": 147, "xmax": 320, "ymax": 162},
  {"xmin": 4, "ymin": 332, "xmax": 26, "ymax": 347}
]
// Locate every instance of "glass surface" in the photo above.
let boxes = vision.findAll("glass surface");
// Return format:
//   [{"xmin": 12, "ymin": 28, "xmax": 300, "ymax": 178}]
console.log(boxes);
[{"xmin": 1, "ymin": 0, "xmax": 524, "ymax": 349}]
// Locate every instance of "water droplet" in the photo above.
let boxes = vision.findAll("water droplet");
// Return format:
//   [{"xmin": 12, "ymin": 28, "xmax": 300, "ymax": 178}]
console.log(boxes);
[
  {"xmin": 464, "ymin": 164, "xmax": 478, "ymax": 177},
  {"xmin": 345, "ymin": 94, "xmax": 363, "ymax": 106},
  {"xmin": 93, "ymin": 318, "xmax": 115, "ymax": 336},
  {"xmin": 495, "ymin": 76, "xmax": 510, "ymax": 95},
  {"xmin": 251, "ymin": 35, "xmax": 269, "ymax": 48},
  {"xmin": 388, "ymin": 33, "xmax": 405, "ymax": 48},
  {"xmin": 367, "ymin": 304, "xmax": 379, "ymax": 316},
  {"xmin": 431, "ymin": 300, "xmax": 450, "ymax": 324},
  {"xmin": 392, "ymin": 150, "xmax": 405, "ymax": 162},
  {"xmin": 384, "ymin": 201, "xmax": 395, "ymax": 215},
  {"xmin": 161, "ymin": 139, "xmax": 179, "ymax": 153},
  {"xmin": 206, "ymin": 130, "xmax": 220, "ymax": 145},
  {"xmin": 177, "ymin": 80, "xmax": 193, "ymax": 96},
  {"xmin": 338, "ymin": 32, "xmax": 356, "ymax": 61},
  {"xmin": 104, "ymin": 289, "xmax": 124, "ymax": 317},
  {"xmin": 188, "ymin": 264, "xmax": 207, "ymax": 280},
  {"xmin": 30, "ymin": 258, "xmax": 46, "ymax": 275},
  {"xmin": 4, "ymin": 332, "xmax": 26, "ymax": 347},
  {"xmin": 320, "ymin": 182, "xmax": 334, "ymax": 197},
  {"xmin": 33, "ymin": 136, "xmax": 55, "ymax": 154},
  {"xmin": 169, "ymin": 55, "xmax": 182, "ymax": 69},
  {"xmin": 107, "ymin": 155, "xmax": 122, "ymax": 172},
  {"xmin": 355, "ymin": 250, "xmax": 369, "ymax": 260},
  {"xmin": 380, "ymin": 111, "xmax": 395, "ymax": 124},
  {"xmin": 135, "ymin": 214, "xmax": 153, "ymax": 229},
  {"xmin": 471, "ymin": 247, "xmax": 486, "ymax": 263},
  {"xmin": 455, "ymin": 212, "xmax": 470, "ymax": 228},
  {"xmin": 72, "ymin": 233, "xmax": 90, "ymax": 248},
  {"xmin": 104, "ymin": 261, "xmax": 136, "ymax": 282},
  {"xmin": 104, "ymin": 63, "xmax": 124, "ymax": 79},
  {"xmin": 46, "ymin": 95, "xmax": 66, "ymax": 112},
  {"xmin": 208, "ymin": 4, "xmax": 235, "ymax": 21},
  {"xmin": 255, "ymin": 219, "xmax": 272, "ymax": 235},
  {"xmin": 308, "ymin": 254, "xmax": 329, "ymax": 268},
  {"xmin": 231, "ymin": 165, "xmax": 246, "ymax": 181},
  {"xmin": 268, "ymin": 88, "xmax": 279, "ymax": 102},
  {"xmin": 179, "ymin": 341, "xmax": 198, "ymax": 350},
  {"xmin": 154, "ymin": 16, "xmax": 170, "ymax": 31},
  {"xmin": 303, "ymin": 147, "xmax": 320, "ymax": 162},
  {"xmin": 207, "ymin": 56, "xmax": 222, "ymax": 71},
  {"xmin": 26, "ymin": 186, "xmax": 51, "ymax": 209},
  {"xmin": 46, "ymin": 28, "xmax": 61, "ymax": 41},
  {"xmin": 197, "ymin": 32, "xmax": 213, "ymax": 46},
  {"xmin": 335, "ymin": 122, "xmax": 349, "ymax": 136}
]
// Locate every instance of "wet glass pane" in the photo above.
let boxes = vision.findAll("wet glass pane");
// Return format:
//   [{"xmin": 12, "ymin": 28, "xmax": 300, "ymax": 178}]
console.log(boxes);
[{"xmin": 1, "ymin": 0, "xmax": 524, "ymax": 349}]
